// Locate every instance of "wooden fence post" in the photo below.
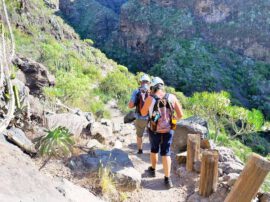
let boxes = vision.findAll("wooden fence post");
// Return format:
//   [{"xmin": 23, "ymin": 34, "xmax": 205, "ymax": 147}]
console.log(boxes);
[
  {"xmin": 225, "ymin": 153, "xmax": 270, "ymax": 202},
  {"xmin": 186, "ymin": 134, "xmax": 201, "ymax": 172},
  {"xmin": 199, "ymin": 150, "xmax": 219, "ymax": 197}
]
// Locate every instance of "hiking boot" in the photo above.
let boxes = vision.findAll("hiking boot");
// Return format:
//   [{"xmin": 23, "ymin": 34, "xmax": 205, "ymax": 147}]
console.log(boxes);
[
  {"xmin": 164, "ymin": 177, "xmax": 173, "ymax": 189},
  {"xmin": 137, "ymin": 149, "xmax": 143, "ymax": 154},
  {"xmin": 146, "ymin": 166, "xmax": 156, "ymax": 177}
]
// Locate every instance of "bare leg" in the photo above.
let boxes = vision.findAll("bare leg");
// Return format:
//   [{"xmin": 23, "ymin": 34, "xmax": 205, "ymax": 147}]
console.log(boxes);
[
  {"xmin": 137, "ymin": 136, "xmax": 143, "ymax": 150},
  {"xmin": 150, "ymin": 152, "xmax": 158, "ymax": 169},
  {"xmin": 162, "ymin": 156, "xmax": 171, "ymax": 177}
]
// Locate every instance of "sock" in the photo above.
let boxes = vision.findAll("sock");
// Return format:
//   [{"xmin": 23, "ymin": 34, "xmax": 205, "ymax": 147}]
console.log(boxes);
[
  {"xmin": 164, "ymin": 176, "xmax": 169, "ymax": 181},
  {"xmin": 138, "ymin": 149, "xmax": 143, "ymax": 153}
]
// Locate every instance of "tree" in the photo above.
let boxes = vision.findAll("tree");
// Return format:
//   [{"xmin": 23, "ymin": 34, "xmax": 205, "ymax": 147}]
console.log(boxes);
[
  {"xmin": 188, "ymin": 91, "xmax": 230, "ymax": 142},
  {"xmin": 225, "ymin": 106, "xmax": 264, "ymax": 139}
]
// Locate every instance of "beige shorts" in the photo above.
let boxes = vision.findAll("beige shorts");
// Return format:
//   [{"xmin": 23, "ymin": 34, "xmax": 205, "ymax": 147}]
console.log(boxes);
[{"xmin": 135, "ymin": 119, "xmax": 148, "ymax": 137}]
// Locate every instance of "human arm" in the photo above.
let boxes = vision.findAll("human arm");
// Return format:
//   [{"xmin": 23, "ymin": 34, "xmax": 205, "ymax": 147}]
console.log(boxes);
[
  {"xmin": 128, "ymin": 90, "xmax": 138, "ymax": 109},
  {"xmin": 140, "ymin": 96, "xmax": 153, "ymax": 116},
  {"xmin": 173, "ymin": 95, "xmax": 183, "ymax": 120}
]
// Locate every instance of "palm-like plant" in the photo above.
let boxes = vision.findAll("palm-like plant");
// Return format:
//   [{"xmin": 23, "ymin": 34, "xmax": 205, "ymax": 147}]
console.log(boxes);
[{"xmin": 37, "ymin": 127, "xmax": 74, "ymax": 170}]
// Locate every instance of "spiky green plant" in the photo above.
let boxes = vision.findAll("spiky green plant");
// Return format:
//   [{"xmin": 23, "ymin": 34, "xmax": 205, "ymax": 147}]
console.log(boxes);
[{"xmin": 37, "ymin": 127, "xmax": 74, "ymax": 170}]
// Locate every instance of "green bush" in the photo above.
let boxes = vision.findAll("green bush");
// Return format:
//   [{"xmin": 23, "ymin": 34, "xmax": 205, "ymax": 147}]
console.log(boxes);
[
  {"xmin": 100, "ymin": 68, "xmax": 137, "ymax": 112},
  {"xmin": 37, "ymin": 127, "xmax": 74, "ymax": 158}
]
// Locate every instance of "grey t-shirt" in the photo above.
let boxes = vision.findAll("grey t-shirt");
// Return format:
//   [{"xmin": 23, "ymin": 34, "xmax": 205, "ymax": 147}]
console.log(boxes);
[{"xmin": 130, "ymin": 89, "xmax": 148, "ymax": 120}]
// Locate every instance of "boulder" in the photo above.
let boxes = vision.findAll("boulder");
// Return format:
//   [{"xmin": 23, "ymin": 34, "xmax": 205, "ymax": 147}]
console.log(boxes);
[
  {"xmin": 113, "ymin": 140, "xmax": 123, "ymax": 149},
  {"xmin": 46, "ymin": 113, "xmax": 90, "ymax": 136},
  {"xmin": 0, "ymin": 141, "xmax": 103, "ymax": 202},
  {"xmin": 3, "ymin": 127, "xmax": 36, "ymax": 154},
  {"xmin": 69, "ymin": 149, "xmax": 141, "ymax": 191},
  {"xmin": 55, "ymin": 178, "xmax": 104, "ymax": 202},
  {"xmin": 217, "ymin": 146, "xmax": 244, "ymax": 174},
  {"xmin": 221, "ymin": 161, "xmax": 244, "ymax": 174},
  {"xmin": 120, "ymin": 123, "xmax": 135, "ymax": 136},
  {"xmin": 112, "ymin": 121, "xmax": 122, "ymax": 133},
  {"xmin": 87, "ymin": 139, "xmax": 104, "ymax": 149},
  {"xmin": 91, "ymin": 121, "xmax": 113, "ymax": 144},
  {"xmin": 28, "ymin": 94, "xmax": 44, "ymax": 122},
  {"xmin": 13, "ymin": 56, "xmax": 55, "ymax": 96},
  {"xmin": 172, "ymin": 116, "xmax": 209, "ymax": 153},
  {"xmin": 258, "ymin": 193, "xmax": 270, "ymax": 202},
  {"xmin": 223, "ymin": 173, "xmax": 239, "ymax": 186},
  {"xmin": 176, "ymin": 151, "xmax": 187, "ymax": 164}
]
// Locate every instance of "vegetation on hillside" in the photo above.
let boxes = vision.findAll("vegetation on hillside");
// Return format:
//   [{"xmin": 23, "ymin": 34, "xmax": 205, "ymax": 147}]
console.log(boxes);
[{"xmin": 4, "ymin": 0, "xmax": 269, "ymax": 192}]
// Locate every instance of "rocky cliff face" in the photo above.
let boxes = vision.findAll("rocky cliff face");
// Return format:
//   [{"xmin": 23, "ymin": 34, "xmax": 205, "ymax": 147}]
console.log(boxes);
[
  {"xmin": 59, "ymin": 0, "xmax": 127, "ymax": 46},
  {"xmin": 59, "ymin": 0, "xmax": 270, "ymax": 117},
  {"xmin": 119, "ymin": 0, "xmax": 270, "ymax": 62}
]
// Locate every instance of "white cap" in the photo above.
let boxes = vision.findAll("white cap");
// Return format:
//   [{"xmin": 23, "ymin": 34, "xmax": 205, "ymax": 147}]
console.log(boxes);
[
  {"xmin": 140, "ymin": 74, "xmax": 151, "ymax": 82},
  {"xmin": 151, "ymin": 77, "xmax": 164, "ymax": 86}
]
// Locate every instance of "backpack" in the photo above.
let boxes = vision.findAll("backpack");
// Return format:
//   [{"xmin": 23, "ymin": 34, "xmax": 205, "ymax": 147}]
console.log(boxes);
[
  {"xmin": 135, "ymin": 89, "xmax": 149, "ymax": 116},
  {"xmin": 149, "ymin": 93, "xmax": 175, "ymax": 133}
]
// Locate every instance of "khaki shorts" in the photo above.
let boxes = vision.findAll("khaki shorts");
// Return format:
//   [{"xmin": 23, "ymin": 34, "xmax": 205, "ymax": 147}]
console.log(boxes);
[{"xmin": 135, "ymin": 119, "xmax": 148, "ymax": 137}]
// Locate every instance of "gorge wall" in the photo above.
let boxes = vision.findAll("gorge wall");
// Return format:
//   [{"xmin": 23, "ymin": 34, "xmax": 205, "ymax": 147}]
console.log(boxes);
[{"xmin": 59, "ymin": 0, "xmax": 270, "ymax": 118}]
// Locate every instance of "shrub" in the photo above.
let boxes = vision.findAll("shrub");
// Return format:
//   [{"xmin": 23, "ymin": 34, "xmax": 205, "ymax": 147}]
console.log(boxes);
[
  {"xmin": 37, "ymin": 127, "xmax": 74, "ymax": 158},
  {"xmin": 100, "ymin": 69, "xmax": 137, "ymax": 112}
]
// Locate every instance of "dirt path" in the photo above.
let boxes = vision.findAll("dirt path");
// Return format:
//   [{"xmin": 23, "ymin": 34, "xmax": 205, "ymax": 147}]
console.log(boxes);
[{"xmin": 107, "ymin": 103, "xmax": 199, "ymax": 202}]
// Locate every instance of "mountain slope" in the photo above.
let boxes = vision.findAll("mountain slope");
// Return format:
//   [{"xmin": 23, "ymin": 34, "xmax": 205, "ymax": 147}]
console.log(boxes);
[
  {"xmin": 59, "ymin": 0, "xmax": 270, "ymax": 118},
  {"xmin": 5, "ymin": 0, "xmax": 137, "ymax": 117}
]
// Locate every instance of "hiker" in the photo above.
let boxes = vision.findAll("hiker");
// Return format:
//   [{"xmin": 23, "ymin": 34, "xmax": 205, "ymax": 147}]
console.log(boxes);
[
  {"xmin": 140, "ymin": 77, "xmax": 183, "ymax": 188},
  {"xmin": 128, "ymin": 74, "xmax": 151, "ymax": 154}
]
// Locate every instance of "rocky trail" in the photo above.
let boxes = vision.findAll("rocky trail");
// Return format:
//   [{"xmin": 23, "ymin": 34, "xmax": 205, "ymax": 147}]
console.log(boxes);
[{"xmin": 106, "ymin": 102, "xmax": 195, "ymax": 202}]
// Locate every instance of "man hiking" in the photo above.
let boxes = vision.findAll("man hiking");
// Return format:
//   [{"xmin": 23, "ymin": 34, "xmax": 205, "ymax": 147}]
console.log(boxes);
[
  {"xmin": 140, "ymin": 77, "xmax": 183, "ymax": 188},
  {"xmin": 128, "ymin": 74, "xmax": 151, "ymax": 154}
]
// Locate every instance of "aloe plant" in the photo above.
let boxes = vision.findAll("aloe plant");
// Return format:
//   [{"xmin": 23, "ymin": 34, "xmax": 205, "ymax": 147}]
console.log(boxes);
[{"xmin": 37, "ymin": 127, "xmax": 74, "ymax": 170}]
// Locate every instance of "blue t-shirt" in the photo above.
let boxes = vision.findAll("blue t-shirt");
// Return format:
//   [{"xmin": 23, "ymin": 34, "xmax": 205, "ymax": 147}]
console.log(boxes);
[{"xmin": 130, "ymin": 89, "xmax": 148, "ymax": 120}]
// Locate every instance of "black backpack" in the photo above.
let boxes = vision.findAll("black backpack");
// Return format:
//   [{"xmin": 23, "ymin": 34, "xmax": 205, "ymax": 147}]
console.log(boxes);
[{"xmin": 135, "ymin": 89, "xmax": 149, "ymax": 116}]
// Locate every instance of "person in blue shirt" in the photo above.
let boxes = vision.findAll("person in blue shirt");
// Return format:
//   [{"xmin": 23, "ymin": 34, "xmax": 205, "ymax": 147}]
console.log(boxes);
[{"xmin": 128, "ymin": 74, "xmax": 151, "ymax": 154}]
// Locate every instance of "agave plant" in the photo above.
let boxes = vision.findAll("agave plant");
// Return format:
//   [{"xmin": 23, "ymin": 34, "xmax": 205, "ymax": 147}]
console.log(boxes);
[{"xmin": 37, "ymin": 127, "xmax": 74, "ymax": 170}]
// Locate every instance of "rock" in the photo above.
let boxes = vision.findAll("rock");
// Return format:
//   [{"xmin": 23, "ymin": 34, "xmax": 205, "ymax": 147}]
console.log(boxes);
[
  {"xmin": 69, "ymin": 149, "xmax": 141, "ymax": 191},
  {"xmin": 13, "ymin": 56, "xmax": 55, "ymax": 96},
  {"xmin": 221, "ymin": 162, "xmax": 244, "ymax": 174},
  {"xmin": 187, "ymin": 192, "xmax": 200, "ymax": 202},
  {"xmin": 91, "ymin": 122, "xmax": 113, "ymax": 144},
  {"xmin": 29, "ymin": 94, "xmax": 44, "ymax": 122},
  {"xmin": 218, "ymin": 168, "xmax": 223, "ymax": 176},
  {"xmin": 208, "ymin": 186, "xmax": 229, "ymax": 202},
  {"xmin": 172, "ymin": 116, "xmax": 209, "ymax": 153},
  {"xmin": 0, "ymin": 142, "xmax": 103, "ymax": 202},
  {"xmin": 124, "ymin": 111, "xmax": 136, "ymax": 123},
  {"xmin": 194, "ymin": 160, "xmax": 201, "ymax": 173},
  {"xmin": 201, "ymin": 139, "xmax": 211, "ymax": 149},
  {"xmin": 120, "ymin": 123, "xmax": 136, "ymax": 136},
  {"xmin": 223, "ymin": 173, "xmax": 239, "ymax": 186},
  {"xmin": 3, "ymin": 127, "xmax": 36, "ymax": 154},
  {"xmin": 177, "ymin": 166, "xmax": 187, "ymax": 177},
  {"xmin": 46, "ymin": 113, "xmax": 90, "ymax": 136},
  {"xmin": 87, "ymin": 139, "xmax": 104, "ymax": 149},
  {"xmin": 100, "ymin": 118, "xmax": 113, "ymax": 127},
  {"xmin": 44, "ymin": 0, "xmax": 57, "ymax": 9},
  {"xmin": 113, "ymin": 121, "xmax": 122, "ymax": 133},
  {"xmin": 55, "ymin": 178, "xmax": 104, "ymax": 202},
  {"xmin": 258, "ymin": 193, "xmax": 270, "ymax": 202},
  {"xmin": 113, "ymin": 140, "xmax": 123, "ymax": 149},
  {"xmin": 176, "ymin": 151, "xmax": 187, "ymax": 164}
]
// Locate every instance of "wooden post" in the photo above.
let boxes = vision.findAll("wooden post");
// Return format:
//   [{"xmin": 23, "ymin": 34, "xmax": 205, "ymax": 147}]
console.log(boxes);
[
  {"xmin": 225, "ymin": 153, "xmax": 270, "ymax": 202},
  {"xmin": 199, "ymin": 150, "xmax": 219, "ymax": 197},
  {"xmin": 186, "ymin": 134, "xmax": 201, "ymax": 172}
]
